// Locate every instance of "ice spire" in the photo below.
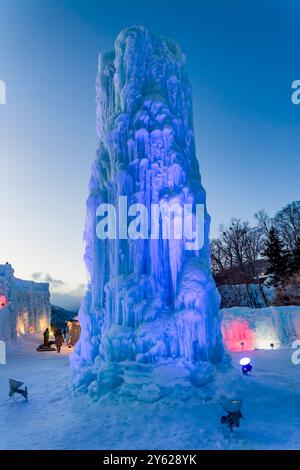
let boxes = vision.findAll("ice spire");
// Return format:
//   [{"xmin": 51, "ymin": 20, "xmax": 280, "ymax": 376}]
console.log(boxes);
[{"xmin": 71, "ymin": 26, "xmax": 223, "ymax": 393}]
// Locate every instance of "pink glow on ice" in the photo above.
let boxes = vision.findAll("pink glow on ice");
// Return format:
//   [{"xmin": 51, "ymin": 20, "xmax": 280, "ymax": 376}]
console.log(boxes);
[
  {"xmin": 222, "ymin": 320, "xmax": 255, "ymax": 351},
  {"xmin": 0, "ymin": 295, "xmax": 8, "ymax": 308}
]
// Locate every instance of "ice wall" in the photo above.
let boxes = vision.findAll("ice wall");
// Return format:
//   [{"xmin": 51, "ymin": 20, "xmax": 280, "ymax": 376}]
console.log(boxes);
[
  {"xmin": 0, "ymin": 304, "xmax": 12, "ymax": 342},
  {"xmin": 222, "ymin": 306, "xmax": 300, "ymax": 351},
  {"xmin": 219, "ymin": 284, "xmax": 275, "ymax": 309},
  {"xmin": 0, "ymin": 264, "xmax": 51, "ymax": 340},
  {"xmin": 72, "ymin": 26, "xmax": 223, "ymax": 390}
]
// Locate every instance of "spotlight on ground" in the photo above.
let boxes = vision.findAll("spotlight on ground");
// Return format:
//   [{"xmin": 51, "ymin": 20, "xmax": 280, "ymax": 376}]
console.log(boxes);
[
  {"xmin": 220, "ymin": 399, "xmax": 243, "ymax": 432},
  {"xmin": 239, "ymin": 357, "xmax": 252, "ymax": 375},
  {"xmin": 9, "ymin": 378, "xmax": 28, "ymax": 402}
]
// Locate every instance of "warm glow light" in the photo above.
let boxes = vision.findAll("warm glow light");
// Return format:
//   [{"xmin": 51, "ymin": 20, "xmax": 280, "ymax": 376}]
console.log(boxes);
[
  {"xmin": 39, "ymin": 317, "xmax": 48, "ymax": 332},
  {"xmin": 16, "ymin": 321, "xmax": 26, "ymax": 336},
  {"xmin": 255, "ymin": 338, "xmax": 278, "ymax": 350},
  {"xmin": 16, "ymin": 312, "xmax": 29, "ymax": 336}
]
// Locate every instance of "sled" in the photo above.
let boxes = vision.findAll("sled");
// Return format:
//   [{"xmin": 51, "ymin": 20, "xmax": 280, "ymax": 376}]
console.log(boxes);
[{"xmin": 36, "ymin": 345, "xmax": 56, "ymax": 352}]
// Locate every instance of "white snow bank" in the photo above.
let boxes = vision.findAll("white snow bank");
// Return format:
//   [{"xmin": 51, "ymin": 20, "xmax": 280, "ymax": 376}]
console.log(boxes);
[{"xmin": 222, "ymin": 306, "xmax": 300, "ymax": 351}]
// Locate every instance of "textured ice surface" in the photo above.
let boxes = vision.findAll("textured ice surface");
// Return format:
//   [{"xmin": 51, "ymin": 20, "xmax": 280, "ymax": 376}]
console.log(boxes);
[
  {"xmin": 219, "ymin": 284, "xmax": 275, "ymax": 309},
  {"xmin": 0, "ymin": 264, "xmax": 51, "ymax": 340},
  {"xmin": 71, "ymin": 26, "xmax": 223, "ymax": 394},
  {"xmin": 222, "ymin": 306, "xmax": 300, "ymax": 351},
  {"xmin": 0, "ymin": 304, "xmax": 11, "ymax": 342}
]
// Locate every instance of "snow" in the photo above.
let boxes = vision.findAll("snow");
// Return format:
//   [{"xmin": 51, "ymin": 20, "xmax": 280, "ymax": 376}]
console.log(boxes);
[
  {"xmin": 0, "ymin": 264, "xmax": 51, "ymax": 341},
  {"xmin": 1, "ymin": 333, "xmax": 300, "ymax": 449},
  {"xmin": 73, "ymin": 26, "xmax": 223, "ymax": 393},
  {"xmin": 222, "ymin": 306, "xmax": 300, "ymax": 351}
]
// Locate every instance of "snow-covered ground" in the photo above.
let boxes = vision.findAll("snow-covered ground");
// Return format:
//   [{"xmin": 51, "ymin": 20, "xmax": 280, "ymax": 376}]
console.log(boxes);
[{"xmin": 0, "ymin": 334, "xmax": 299, "ymax": 450}]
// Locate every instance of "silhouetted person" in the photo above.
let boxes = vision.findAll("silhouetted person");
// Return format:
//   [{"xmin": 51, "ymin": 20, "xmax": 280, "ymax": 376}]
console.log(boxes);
[
  {"xmin": 55, "ymin": 329, "xmax": 64, "ymax": 353},
  {"xmin": 43, "ymin": 328, "xmax": 50, "ymax": 347}
]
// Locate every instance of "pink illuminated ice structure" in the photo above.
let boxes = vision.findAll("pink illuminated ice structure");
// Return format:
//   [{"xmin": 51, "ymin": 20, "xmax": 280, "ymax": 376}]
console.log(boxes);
[{"xmin": 222, "ymin": 320, "xmax": 255, "ymax": 351}]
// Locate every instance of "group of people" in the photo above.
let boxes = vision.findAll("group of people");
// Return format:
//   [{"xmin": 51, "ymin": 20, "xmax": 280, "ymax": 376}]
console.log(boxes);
[{"xmin": 43, "ymin": 327, "xmax": 65, "ymax": 353}]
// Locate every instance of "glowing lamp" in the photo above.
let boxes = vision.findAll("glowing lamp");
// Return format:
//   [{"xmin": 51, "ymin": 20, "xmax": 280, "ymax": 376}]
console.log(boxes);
[
  {"xmin": 239, "ymin": 357, "xmax": 251, "ymax": 366},
  {"xmin": 239, "ymin": 357, "xmax": 252, "ymax": 375}
]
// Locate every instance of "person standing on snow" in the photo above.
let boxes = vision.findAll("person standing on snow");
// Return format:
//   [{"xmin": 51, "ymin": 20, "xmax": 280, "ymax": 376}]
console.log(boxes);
[
  {"xmin": 43, "ymin": 328, "xmax": 50, "ymax": 347},
  {"xmin": 55, "ymin": 329, "xmax": 64, "ymax": 353}
]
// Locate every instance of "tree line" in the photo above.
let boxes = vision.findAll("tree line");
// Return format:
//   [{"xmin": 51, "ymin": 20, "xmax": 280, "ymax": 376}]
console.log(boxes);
[{"xmin": 211, "ymin": 200, "xmax": 300, "ymax": 289}]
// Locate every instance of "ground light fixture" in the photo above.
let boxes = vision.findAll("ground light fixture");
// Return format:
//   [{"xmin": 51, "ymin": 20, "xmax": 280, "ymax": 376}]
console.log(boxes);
[
  {"xmin": 220, "ymin": 399, "xmax": 243, "ymax": 432},
  {"xmin": 239, "ymin": 357, "xmax": 253, "ymax": 375},
  {"xmin": 9, "ymin": 379, "xmax": 28, "ymax": 402}
]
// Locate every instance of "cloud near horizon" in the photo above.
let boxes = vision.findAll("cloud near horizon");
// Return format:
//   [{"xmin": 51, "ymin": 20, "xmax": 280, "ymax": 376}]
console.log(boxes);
[
  {"xmin": 51, "ymin": 283, "xmax": 86, "ymax": 312},
  {"xmin": 31, "ymin": 271, "xmax": 65, "ymax": 289},
  {"xmin": 31, "ymin": 272, "xmax": 86, "ymax": 311}
]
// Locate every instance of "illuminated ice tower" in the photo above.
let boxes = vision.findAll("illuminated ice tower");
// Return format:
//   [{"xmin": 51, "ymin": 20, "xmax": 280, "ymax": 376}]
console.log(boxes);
[{"xmin": 72, "ymin": 26, "xmax": 223, "ymax": 392}]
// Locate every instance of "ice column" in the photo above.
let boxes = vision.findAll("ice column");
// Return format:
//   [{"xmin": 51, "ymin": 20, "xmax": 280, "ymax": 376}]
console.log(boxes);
[{"xmin": 72, "ymin": 26, "xmax": 223, "ymax": 381}]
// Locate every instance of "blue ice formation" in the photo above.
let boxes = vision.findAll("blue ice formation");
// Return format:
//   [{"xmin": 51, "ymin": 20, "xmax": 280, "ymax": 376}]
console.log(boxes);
[{"xmin": 71, "ymin": 26, "xmax": 223, "ymax": 393}]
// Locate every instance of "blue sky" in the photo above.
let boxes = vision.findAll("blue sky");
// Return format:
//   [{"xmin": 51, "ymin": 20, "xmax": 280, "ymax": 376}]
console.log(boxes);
[{"xmin": 0, "ymin": 0, "xmax": 299, "ymax": 308}]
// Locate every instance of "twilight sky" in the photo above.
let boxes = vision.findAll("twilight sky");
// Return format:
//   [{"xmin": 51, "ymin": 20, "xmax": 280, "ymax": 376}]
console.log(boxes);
[{"xmin": 0, "ymin": 0, "xmax": 299, "ymax": 309}]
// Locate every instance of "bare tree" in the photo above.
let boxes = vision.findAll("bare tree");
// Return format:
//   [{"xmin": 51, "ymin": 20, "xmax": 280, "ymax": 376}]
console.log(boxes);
[
  {"xmin": 219, "ymin": 219, "xmax": 250, "ymax": 271},
  {"xmin": 211, "ymin": 201, "xmax": 300, "ymax": 297},
  {"xmin": 273, "ymin": 201, "xmax": 300, "ymax": 251},
  {"xmin": 211, "ymin": 238, "xmax": 227, "ymax": 273},
  {"xmin": 211, "ymin": 219, "xmax": 265, "ymax": 284},
  {"xmin": 254, "ymin": 210, "xmax": 272, "ymax": 237},
  {"xmin": 244, "ymin": 227, "xmax": 265, "ymax": 280}
]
